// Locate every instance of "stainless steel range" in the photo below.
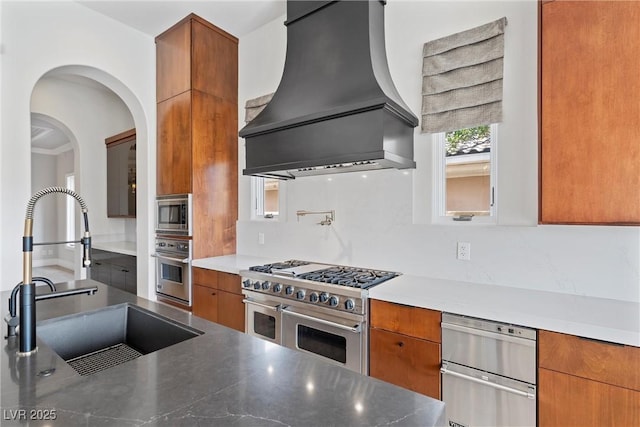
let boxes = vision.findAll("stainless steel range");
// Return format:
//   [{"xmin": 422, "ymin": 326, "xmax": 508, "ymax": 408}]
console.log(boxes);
[{"xmin": 240, "ymin": 260, "xmax": 400, "ymax": 374}]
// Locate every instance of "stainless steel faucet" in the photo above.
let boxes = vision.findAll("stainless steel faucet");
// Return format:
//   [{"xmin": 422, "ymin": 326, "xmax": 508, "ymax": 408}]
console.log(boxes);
[{"xmin": 11, "ymin": 187, "xmax": 97, "ymax": 356}]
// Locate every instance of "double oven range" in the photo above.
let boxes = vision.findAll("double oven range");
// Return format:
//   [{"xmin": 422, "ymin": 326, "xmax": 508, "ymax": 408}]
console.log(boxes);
[{"xmin": 240, "ymin": 260, "xmax": 399, "ymax": 375}]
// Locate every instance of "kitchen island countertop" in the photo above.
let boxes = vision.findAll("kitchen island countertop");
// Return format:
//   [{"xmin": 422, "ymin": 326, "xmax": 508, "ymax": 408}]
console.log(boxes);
[{"xmin": 1, "ymin": 281, "xmax": 445, "ymax": 427}]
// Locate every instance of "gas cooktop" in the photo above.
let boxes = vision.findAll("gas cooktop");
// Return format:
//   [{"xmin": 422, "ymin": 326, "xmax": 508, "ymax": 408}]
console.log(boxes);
[
  {"xmin": 241, "ymin": 260, "xmax": 400, "ymax": 316},
  {"xmin": 247, "ymin": 260, "xmax": 398, "ymax": 289}
]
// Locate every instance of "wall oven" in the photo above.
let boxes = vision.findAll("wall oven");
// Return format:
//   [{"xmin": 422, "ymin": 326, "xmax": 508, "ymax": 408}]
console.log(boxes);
[
  {"xmin": 155, "ymin": 194, "xmax": 192, "ymax": 236},
  {"xmin": 153, "ymin": 237, "xmax": 192, "ymax": 306}
]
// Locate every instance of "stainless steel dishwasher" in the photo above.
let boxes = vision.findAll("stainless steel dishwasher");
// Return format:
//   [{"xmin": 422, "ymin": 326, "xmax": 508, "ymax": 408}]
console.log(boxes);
[{"xmin": 441, "ymin": 313, "xmax": 537, "ymax": 427}]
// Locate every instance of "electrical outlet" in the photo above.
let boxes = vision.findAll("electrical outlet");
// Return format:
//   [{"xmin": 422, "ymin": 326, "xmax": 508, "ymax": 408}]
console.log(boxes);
[
  {"xmin": 258, "ymin": 232, "xmax": 265, "ymax": 245},
  {"xmin": 457, "ymin": 242, "xmax": 471, "ymax": 261}
]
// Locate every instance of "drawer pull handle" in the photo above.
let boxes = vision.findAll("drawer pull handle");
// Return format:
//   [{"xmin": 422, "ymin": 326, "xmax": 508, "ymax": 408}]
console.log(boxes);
[{"xmin": 398, "ymin": 341, "xmax": 404, "ymax": 347}]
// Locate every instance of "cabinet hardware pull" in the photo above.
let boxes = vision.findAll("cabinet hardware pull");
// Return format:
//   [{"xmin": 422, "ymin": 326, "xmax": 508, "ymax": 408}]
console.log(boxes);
[{"xmin": 398, "ymin": 341, "xmax": 404, "ymax": 347}]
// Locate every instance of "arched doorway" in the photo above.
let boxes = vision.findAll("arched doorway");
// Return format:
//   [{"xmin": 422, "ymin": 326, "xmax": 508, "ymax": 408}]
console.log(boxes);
[{"xmin": 29, "ymin": 65, "xmax": 152, "ymax": 298}]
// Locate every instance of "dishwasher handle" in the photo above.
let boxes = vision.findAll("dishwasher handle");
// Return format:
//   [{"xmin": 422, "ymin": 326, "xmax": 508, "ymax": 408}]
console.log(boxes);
[
  {"xmin": 441, "ymin": 362, "xmax": 536, "ymax": 400},
  {"xmin": 441, "ymin": 321, "xmax": 536, "ymax": 348}
]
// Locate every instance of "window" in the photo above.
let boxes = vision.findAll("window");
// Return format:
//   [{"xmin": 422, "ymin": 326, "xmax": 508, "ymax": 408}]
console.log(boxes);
[
  {"xmin": 65, "ymin": 174, "xmax": 75, "ymax": 247},
  {"xmin": 434, "ymin": 124, "xmax": 497, "ymax": 223},
  {"xmin": 253, "ymin": 177, "xmax": 280, "ymax": 219}
]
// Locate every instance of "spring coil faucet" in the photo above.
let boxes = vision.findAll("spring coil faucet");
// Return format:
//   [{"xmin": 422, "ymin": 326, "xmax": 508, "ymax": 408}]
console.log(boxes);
[{"xmin": 18, "ymin": 186, "xmax": 93, "ymax": 356}]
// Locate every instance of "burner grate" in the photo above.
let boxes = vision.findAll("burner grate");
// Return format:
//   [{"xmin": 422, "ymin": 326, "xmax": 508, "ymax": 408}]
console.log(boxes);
[
  {"xmin": 298, "ymin": 266, "xmax": 398, "ymax": 288},
  {"xmin": 66, "ymin": 343, "xmax": 143, "ymax": 376},
  {"xmin": 249, "ymin": 260, "xmax": 310, "ymax": 274}
]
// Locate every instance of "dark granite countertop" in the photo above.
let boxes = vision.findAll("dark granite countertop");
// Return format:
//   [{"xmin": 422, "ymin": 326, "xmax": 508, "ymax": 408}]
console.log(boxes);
[{"xmin": 1, "ymin": 280, "xmax": 445, "ymax": 426}]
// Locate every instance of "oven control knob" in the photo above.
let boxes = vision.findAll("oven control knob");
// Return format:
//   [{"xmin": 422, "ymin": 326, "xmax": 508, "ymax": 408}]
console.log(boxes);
[
  {"xmin": 285, "ymin": 286, "xmax": 295, "ymax": 295},
  {"xmin": 273, "ymin": 283, "xmax": 282, "ymax": 293},
  {"xmin": 319, "ymin": 292, "xmax": 330, "ymax": 303},
  {"xmin": 253, "ymin": 281, "xmax": 261, "ymax": 290},
  {"xmin": 344, "ymin": 299, "xmax": 355, "ymax": 311},
  {"xmin": 329, "ymin": 296, "xmax": 339, "ymax": 307},
  {"xmin": 242, "ymin": 279, "xmax": 252, "ymax": 288},
  {"xmin": 309, "ymin": 292, "xmax": 319, "ymax": 303},
  {"xmin": 261, "ymin": 281, "xmax": 271, "ymax": 290},
  {"xmin": 295, "ymin": 290, "xmax": 306, "ymax": 300}
]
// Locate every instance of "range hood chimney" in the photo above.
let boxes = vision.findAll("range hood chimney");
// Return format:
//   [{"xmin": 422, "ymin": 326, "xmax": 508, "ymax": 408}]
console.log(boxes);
[{"xmin": 240, "ymin": 0, "xmax": 418, "ymax": 180}]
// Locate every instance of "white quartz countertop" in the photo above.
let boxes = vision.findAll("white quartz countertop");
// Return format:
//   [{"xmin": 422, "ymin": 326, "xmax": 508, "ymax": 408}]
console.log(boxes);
[
  {"xmin": 92, "ymin": 241, "xmax": 137, "ymax": 256},
  {"xmin": 192, "ymin": 254, "xmax": 277, "ymax": 274},
  {"xmin": 194, "ymin": 255, "xmax": 640, "ymax": 347},
  {"xmin": 370, "ymin": 275, "xmax": 640, "ymax": 347}
]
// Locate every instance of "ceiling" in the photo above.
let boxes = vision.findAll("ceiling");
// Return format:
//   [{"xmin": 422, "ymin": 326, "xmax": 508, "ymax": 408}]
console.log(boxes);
[
  {"xmin": 76, "ymin": 0, "xmax": 286, "ymax": 38},
  {"xmin": 31, "ymin": 1, "xmax": 286, "ymax": 153}
]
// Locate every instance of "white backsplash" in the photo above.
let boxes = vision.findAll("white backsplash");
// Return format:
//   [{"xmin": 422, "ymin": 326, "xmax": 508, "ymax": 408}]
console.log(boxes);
[{"xmin": 237, "ymin": 171, "xmax": 640, "ymax": 304}]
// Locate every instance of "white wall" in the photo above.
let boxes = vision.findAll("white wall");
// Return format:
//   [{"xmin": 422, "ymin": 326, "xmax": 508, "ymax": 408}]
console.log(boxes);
[
  {"xmin": 237, "ymin": 1, "xmax": 640, "ymax": 303},
  {"xmin": 31, "ymin": 153, "xmax": 58, "ymax": 262},
  {"xmin": 0, "ymin": 1, "xmax": 156, "ymax": 297}
]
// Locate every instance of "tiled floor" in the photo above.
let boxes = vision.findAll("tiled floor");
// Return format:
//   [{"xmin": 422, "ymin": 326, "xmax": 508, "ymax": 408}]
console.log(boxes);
[{"xmin": 32, "ymin": 265, "xmax": 74, "ymax": 284}]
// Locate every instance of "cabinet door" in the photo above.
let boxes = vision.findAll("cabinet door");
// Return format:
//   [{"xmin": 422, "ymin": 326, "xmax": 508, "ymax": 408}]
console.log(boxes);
[
  {"xmin": 539, "ymin": 368, "xmax": 640, "ymax": 427},
  {"xmin": 157, "ymin": 91, "xmax": 192, "ymax": 195},
  {"xmin": 106, "ymin": 130, "xmax": 136, "ymax": 218},
  {"xmin": 217, "ymin": 290, "xmax": 245, "ymax": 332},
  {"xmin": 192, "ymin": 284, "xmax": 218, "ymax": 322},
  {"xmin": 156, "ymin": 17, "xmax": 191, "ymax": 103},
  {"xmin": 216, "ymin": 271, "xmax": 241, "ymax": 294},
  {"xmin": 370, "ymin": 300, "xmax": 441, "ymax": 343},
  {"xmin": 540, "ymin": 1, "xmax": 640, "ymax": 224},
  {"xmin": 192, "ymin": 19, "xmax": 238, "ymax": 102},
  {"xmin": 369, "ymin": 328, "xmax": 441, "ymax": 399}
]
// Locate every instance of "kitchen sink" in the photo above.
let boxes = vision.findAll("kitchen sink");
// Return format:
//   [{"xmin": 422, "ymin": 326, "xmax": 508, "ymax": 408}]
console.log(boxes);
[{"xmin": 37, "ymin": 303, "xmax": 203, "ymax": 375}]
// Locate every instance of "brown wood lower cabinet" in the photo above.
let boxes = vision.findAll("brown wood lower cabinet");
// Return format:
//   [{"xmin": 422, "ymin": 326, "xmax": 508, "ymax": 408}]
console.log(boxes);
[
  {"xmin": 192, "ymin": 267, "xmax": 244, "ymax": 332},
  {"xmin": 369, "ymin": 299, "xmax": 442, "ymax": 400},
  {"xmin": 192, "ymin": 284, "xmax": 218, "ymax": 322},
  {"xmin": 369, "ymin": 328, "xmax": 441, "ymax": 398},
  {"xmin": 538, "ymin": 330, "xmax": 640, "ymax": 426},
  {"xmin": 539, "ymin": 368, "xmax": 640, "ymax": 427}
]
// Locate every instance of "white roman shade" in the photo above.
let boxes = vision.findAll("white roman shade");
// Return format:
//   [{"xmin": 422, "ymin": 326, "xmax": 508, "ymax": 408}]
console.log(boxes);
[
  {"xmin": 421, "ymin": 17, "xmax": 507, "ymax": 133},
  {"xmin": 244, "ymin": 93, "xmax": 274, "ymax": 124}
]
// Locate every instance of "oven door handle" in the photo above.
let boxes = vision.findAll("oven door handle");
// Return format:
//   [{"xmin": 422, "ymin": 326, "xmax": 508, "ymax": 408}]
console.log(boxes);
[
  {"xmin": 151, "ymin": 253, "xmax": 190, "ymax": 264},
  {"xmin": 282, "ymin": 308, "xmax": 361, "ymax": 333},
  {"xmin": 242, "ymin": 299, "xmax": 281, "ymax": 312},
  {"xmin": 440, "ymin": 363, "xmax": 536, "ymax": 399}
]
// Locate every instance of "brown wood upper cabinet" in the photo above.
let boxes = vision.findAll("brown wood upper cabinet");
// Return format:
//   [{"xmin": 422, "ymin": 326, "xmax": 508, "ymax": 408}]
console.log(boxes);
[
  {"xmin": 105, "ymin": 128, "xmax": 136, "ymax": 218},
  {"xmin": 369, "ymin": 300, "xmax": 442, "ymax": 399},
  {"xmin": 155, "ymin": 14, "xmax": 238, "ymax": 260},
  {"xmin": 540, "ymin": 1, "xmax": 640, "ymax": 224},
  {"xmin": 156, "ymin": 16, "xmax": 238, "ymax": 104}
]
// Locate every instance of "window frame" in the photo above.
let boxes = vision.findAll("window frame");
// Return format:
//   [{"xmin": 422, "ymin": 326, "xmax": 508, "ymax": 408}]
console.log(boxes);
[
  {"xmin": 251, "ymin": 176, "xmax": 283, "ymax": 220},
  {"xmin": 432, "ymin": 123, "xmax": 498, "ymax": 225}
]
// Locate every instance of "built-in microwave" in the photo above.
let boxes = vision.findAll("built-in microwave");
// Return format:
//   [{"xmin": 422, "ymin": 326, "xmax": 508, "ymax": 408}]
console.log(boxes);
[{"xmin": 156, "ymin": 194, "xmax": 192, "ymax": 236}]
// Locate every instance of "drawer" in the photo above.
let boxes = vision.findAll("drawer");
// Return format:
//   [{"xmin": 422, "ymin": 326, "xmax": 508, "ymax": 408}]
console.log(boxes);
[
  {"xmin": 192, "ymin": 267, "xmax": 218, "ymax": 289},
  {"xmin": 369, "ymin": 328, "xmax": 441, "ymax": 399},
  {"xmin": 539, "ymin": 330, "xmax": 640, "ymax": 391},
  {"xmin": 217, "ymin": 271, "xmax": 241, "ymax": 294},
  {"xmin": 370, "ymin": 300, "xmax": 441, "ymax": 342}
]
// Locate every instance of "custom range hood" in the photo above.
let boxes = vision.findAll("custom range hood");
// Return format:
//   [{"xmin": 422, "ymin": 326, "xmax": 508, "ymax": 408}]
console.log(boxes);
[{"xmin": 239, "ymin": 0, "xmax": 419, "ymax": 179}]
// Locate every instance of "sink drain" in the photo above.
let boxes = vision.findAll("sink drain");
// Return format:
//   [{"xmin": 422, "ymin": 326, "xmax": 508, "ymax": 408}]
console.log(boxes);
[{"xmin": 66, "ymin": 343, "xmax": 143, "ymax": 376}]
